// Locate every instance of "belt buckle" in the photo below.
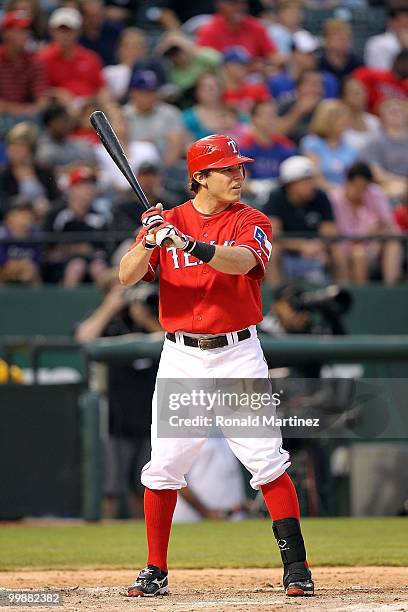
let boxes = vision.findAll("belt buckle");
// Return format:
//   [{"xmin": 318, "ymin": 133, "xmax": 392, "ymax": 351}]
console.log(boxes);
[{"xmin": 198, "ymin": 337, "xmax": 212, "ymax": 350}]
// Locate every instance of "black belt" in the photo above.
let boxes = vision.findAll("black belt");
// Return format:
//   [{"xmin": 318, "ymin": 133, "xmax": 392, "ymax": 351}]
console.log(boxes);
[{"xmin": 166, "ymin": 328, "xmax": 251, "ymax": 350}]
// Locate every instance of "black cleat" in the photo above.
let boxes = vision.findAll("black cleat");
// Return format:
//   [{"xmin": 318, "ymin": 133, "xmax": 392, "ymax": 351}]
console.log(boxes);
[
  {"xmin": 283, "ymin": 561, "xmax": 314, "ymax": 596},
  {"xmin": 127, "ymin": 565, "xmax": 169, "ymax": 597}
]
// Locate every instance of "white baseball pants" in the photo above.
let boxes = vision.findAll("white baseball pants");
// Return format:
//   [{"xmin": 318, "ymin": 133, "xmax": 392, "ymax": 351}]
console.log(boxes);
[{"xmin": 141, "ymin": 326, "xmax": 290, "ymax": 491}]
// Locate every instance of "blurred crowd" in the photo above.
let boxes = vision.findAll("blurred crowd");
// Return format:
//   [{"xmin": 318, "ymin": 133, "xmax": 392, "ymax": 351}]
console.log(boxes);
[{"xmin": 0, "ymin": 0, "xmax": 407, "ymax": 286}]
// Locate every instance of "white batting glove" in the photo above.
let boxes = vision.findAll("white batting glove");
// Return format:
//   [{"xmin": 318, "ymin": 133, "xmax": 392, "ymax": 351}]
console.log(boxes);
[
  {"xmin": 153, "ymin": 222, "xmax": 189, "ymax": 249},
  {"xmin": 141, "ymin": 203, "xmax": 164, "ymax": 232}
]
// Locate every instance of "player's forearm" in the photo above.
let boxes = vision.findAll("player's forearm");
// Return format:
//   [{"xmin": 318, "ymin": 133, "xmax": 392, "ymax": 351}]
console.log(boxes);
[
  {"xmin": 209, "ymin": 245, "xmax": 257, "ymax": 275},
  {"xmin": 119, "ymin": 243, "xmax": 153, "ymax": 285}
]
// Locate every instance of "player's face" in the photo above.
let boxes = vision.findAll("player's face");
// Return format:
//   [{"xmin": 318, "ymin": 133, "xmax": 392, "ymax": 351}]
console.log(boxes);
[{"xmin": 206, "ymin": 164, "xmax": 245, "ymax": 202}]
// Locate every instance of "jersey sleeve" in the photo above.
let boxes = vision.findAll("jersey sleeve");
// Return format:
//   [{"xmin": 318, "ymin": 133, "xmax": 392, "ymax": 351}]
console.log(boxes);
[
  {"xmin": 234, "ymin": 208, "xmax": 273, "ymax": 280},
  {"xmin": 128, "ymin": 230, "xmax": 160, "ymax": 282}
]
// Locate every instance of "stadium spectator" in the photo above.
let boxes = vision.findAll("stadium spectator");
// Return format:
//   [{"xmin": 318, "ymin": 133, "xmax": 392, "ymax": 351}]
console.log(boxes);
[
  {"xmin": 221, "ymin": 46, "xmax": 271, "ymax": 114},
  {"xmin": 300, "ymin": 99, "xmax": 358, "ymax": 190},
  {"xmin": 360, "ymin": 98, "xmax": 408, "ymax": 201},
  {"xmin": 173, "ymin": 438, "xmax": 248, "ymax": 522},
  {"xmin": 0, "ymin": 122, "xmax": 60, "ymax": 222},
  {"xmin": 265, "ymin": 0, "xmax": 304, "ymax": 55},
  {"xmin": 352, "ymin": 50, "xmax": 408, "ymax": 114},
  {"xmin": 196, "ymin": 0, "xmax": 277, "ymax": 59},
  {"xmin": 123, "ymin": 69, "xmax": 187, "ymax": 167},
  {"xmin": 330, "ymin": 162, "xmax": 402, "ymax": 285},
  {"xmin": 318, "ymin": 19, "xmax": 362, "ymax": 82},
  {"xmin": 240, "ymin": 100, "xmax": 296, "ymax": 183},
  {"xmin": 110, "ymin": 162, "xmax": 175, "ymax": 239},
  {"xmin": 341, "ymin": 77, "xmax": 380, "ymax": 154},
  {"xmin": 6, "ymin": 0, "xmax": 47, "ymax": 40},
  {"xmin": 0, "ymin": 10, "xmax": 49, "ymax": 135},
  {"xmin": 95, "ymin": 109, "xmax": 160, "ymax": 194},
  {"xmin": 36, "ymin": 104, "xmax": 96, "ymax": 172},
  {"xmin": 263, "ymin": 155, "xmax": 346, "ymax": 284},
  {"xmin": 156, "ymin": 30, "xmax": 221, "ymax": 108},
  {"xmin": 277, "ymin": 69, "xmax": 324, "ymax": 145},
  {"xmin": 0, "ymin": 198, "xmax": 42, "ymax": 286},
  {"xmin": 38, "ymin": 7, "xmax": 109, "ymax": 108},
  {"xmin": 267, "ymin": 30, "xmax": 338, "ymax": 104},
  {"xmin": 364, "ymin": 1, "xmax": 408, "ymax": 70},
  {"xmin": 42, "ymin": 167, "xmax": 107, "ymax": 286},
  {"xmin": 75, "ymin": 271, "xmax": 161, "ymax": 519},
  {"xmin": 79, "ymin": 0, "xmax": 123, "ymax": 66},
  {"xmin": 103, "ymin": 28, "xmax": 147, "ymax": 102},
  {"xmin": 182, "ymin": 72, "xmax": 227, "ymax": 140}
]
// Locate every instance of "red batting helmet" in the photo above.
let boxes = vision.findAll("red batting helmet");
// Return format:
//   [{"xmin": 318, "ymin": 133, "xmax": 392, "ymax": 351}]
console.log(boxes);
[{"xmin": 187, "ymin": 134, "xmax": 253, "ymax": 178}]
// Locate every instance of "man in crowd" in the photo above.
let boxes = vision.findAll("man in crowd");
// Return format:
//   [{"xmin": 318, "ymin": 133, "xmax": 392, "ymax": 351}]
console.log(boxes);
[
  {"xmin": 222, "ymin": 46, "xmax": 271, "ymax": 114},
  {"xmin": 268, "ymin": 30, "xmax": 338, "ymax": 104},
  {"xmin": 364, "ymin": 1, "xmax": 408, "ymax": 70},
  {"xmin": 196, "ymin": 0, "xmax": 277, "ymax": 59},
  {"xmin": 263, "ymin": 155, "xmax": 346, "ymax": 284},
  {"xmin": 0, "ymin": 198, "xmax": 42, "ymax": 286},
  {"xmin": 43, "ymin": 167, "xmax": 107, "ymax": 286},
  {"xmin": 123, "ymin": 70, "xmax": 187, "ymax": 168},
  {"xmin": 318, "ymin": 19, "xmax": 362, "ymax": 82},
  {"xmin": 0, "ymin": 11, "xmax": 48, "ymax": 135},
  {"xmin": 38, "ymin": 7, "xmax": 110, "ymax": 108}
]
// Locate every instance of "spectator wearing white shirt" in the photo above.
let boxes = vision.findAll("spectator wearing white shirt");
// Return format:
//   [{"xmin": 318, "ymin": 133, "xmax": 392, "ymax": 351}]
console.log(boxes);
[
  {"xmin": 103, "ymin": 28, "xmax": 149, "ymax": 102},
  {"xmin": 341, "ymin": 77, "xmax": 380, "ymax": 154},
  {"xmin": 364, "ymin": 2, "xmax": 408, "ymax": 70}
]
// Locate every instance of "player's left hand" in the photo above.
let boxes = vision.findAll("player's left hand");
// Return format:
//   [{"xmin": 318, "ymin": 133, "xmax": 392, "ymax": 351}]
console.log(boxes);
[{"xmin": 152, "ymin": 222, "xmax": 190, "ymax": 250}]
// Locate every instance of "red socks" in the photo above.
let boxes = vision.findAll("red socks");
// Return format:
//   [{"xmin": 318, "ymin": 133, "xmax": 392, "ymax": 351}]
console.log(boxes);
[
  {"xmin": 144, "ymin": 488, "xmax": 177, "ymax": 571},
  {"xmin": 260, "ymin": 472, "xmax": 300, "ymax": 521}
]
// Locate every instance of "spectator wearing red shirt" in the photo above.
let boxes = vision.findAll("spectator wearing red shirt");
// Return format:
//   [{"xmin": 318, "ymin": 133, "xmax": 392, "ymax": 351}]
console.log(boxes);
[
  {"xmin": 353, "ymin": 50, "xmax": 408, "ymax": 114},
  {"xmin": 38, "ymin": 7, "xmax": 109, "ymax": 109},
  {"xmin": 222, "ymin": 46, "xmax": 271, "ymax": 114},
  {"xmin": 0, "ymin": 11, "xmax": 49, "ymax": 135},
  {"xmin": 196, "ymin": 0, "xmax": 277, "ymax": 59}
]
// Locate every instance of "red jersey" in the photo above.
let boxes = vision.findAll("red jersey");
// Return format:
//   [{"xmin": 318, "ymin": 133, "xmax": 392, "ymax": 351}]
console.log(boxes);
[
  {"xmin": 352, "ymin": 66, "xmax": 408, "ymax": 114},
  {"xmin": 394, "ymin": 205, "xmax": 408, "ymax": 232},
  {"xmin": 38, "ymin": 43, "xmax": 104, "ymax": 98},
  {"xmin": 196, "ymin": 15, "xmax": 276, "ymax": 59},
  {"xmin": 132, "ymin": 200, "xmax": 272, "ymax": 334}
]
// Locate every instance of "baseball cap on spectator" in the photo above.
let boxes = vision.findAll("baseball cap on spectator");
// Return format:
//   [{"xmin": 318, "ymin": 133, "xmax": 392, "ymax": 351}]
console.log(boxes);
[
  {"xmin": 129, "ymin": 70, "xmax": 159, "ymax": 91},
  {"xmin": 292, "ymin": 30, "xmax": 319, "ymax": 54},
  {"xmin": 137, "ymin": 162, "xmax": 160, "ymax": 174},
  {"xmin": 49, "ymin": 7, "xmax": 82, "ymax": 30},
  {"xmin": 69, "ymin": 167, "xmax": 96, "ymax": 186},
  {"xmin": 2, "ymin": 10, "xmax": 32, "ymax": 30},
  {"xmin": 223, "ymin": 46, "xmax": 251, "ymax": 64},
  {"xmin": 279, "ymin": 156, "xmax": 316, "ymax": 184}
]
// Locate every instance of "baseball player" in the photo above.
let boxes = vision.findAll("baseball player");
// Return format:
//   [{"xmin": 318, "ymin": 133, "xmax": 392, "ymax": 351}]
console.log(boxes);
[{"xmin": 119, "ymin": 134, "xmax": 314, "ymax": 598}]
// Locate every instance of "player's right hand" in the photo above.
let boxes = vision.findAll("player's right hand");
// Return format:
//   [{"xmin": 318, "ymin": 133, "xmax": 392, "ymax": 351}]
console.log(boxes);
[{"xmin": 141, "ymin": 203, "xmax": 164, "ymax": 231}]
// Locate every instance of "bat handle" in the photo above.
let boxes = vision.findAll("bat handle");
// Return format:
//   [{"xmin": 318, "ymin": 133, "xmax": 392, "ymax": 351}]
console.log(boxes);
[{"xmin": 162, "ymin": 238, "xmax": 174, "ymax": 247}]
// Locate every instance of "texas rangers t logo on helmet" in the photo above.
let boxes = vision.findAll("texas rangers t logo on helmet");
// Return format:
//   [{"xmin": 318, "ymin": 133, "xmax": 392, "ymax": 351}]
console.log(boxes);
[{"xmin": 227, "ymin": 139, "xmax": 238, "ymax": 154}]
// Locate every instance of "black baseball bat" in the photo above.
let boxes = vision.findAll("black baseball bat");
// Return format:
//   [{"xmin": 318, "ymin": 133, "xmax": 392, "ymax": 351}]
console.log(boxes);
[
  {"xmin": 90, "ymin": 110, "xmax": 172, "ymax": 246},
  {"xmin": 90, "ymin": 110, "xmax": 151, "ymax": 210}
]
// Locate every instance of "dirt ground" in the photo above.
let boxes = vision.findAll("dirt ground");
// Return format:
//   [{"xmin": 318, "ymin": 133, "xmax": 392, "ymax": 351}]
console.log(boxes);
[{"xmin": 0, "ymin": 567, "xmax": 407, "ymax": 612}]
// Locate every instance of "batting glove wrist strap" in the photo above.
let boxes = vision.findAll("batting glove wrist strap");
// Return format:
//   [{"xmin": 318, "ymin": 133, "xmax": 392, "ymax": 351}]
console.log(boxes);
[{"xmin": 185, "ymin": 240, "xmax": 216, "ymax": 263}]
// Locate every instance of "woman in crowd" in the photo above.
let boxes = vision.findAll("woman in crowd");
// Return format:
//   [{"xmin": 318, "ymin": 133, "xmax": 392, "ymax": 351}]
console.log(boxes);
[
  {"xmin": 341, "ymin": 77, "xmax": 380, "ymax": 153},
  {"xmin": 300, "ymin": 99, "xmax": 359, "ymax": 191},
  {"xmin": 182, "ymin": 72, "xmax": 243, "ymax": 141},
  {"xmin": 330, "ymin": 162, "xmax": 402, "ymax": 285},
  {"xmin": 0, "ymin": 122, "xmax": 60, "ymax": 222}
]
